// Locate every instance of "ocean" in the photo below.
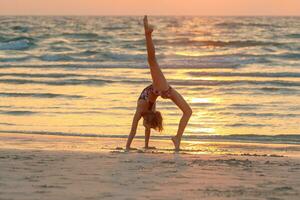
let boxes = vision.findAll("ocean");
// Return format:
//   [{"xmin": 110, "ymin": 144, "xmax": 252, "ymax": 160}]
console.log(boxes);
[{"xmin": 0, "ymin": 16, "xmax": 299, "ymax": 145}]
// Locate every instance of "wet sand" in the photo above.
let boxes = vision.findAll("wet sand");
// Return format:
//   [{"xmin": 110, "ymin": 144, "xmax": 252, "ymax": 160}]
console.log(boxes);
[{"xmin": 0, "ymin": 133, "xmax": 300, "ymax": 200}]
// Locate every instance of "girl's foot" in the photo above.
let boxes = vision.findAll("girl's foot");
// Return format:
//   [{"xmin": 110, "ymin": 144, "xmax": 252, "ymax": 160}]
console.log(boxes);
[
  {"xmin": 171, "ymin": 136, "xmax": 180, "ymax": 151},
  {"xmin": 144, "ymin": 15, "xmax": 154, "ymax": 35}
]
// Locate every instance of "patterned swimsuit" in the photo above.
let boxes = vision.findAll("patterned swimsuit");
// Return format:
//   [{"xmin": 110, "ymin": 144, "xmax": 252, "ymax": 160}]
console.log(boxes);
[{"xmin": 138, "ymin": 84, "xmax": 172, "ymax": 110}]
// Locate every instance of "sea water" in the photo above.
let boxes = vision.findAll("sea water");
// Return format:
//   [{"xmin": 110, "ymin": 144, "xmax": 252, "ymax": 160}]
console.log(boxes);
[{"xmin": 0, "ymin": 16, "xmax": 299, "ymax": 144}]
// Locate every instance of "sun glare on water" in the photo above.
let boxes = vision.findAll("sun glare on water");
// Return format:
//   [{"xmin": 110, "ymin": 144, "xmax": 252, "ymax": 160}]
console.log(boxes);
[{"xmin": 190, "ymin": 97, "xmax": 221, "ymax": 104}]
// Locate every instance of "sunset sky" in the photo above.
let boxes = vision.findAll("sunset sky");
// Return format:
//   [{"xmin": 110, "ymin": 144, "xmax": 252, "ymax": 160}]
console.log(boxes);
[{"xmin": 0, "ymin": 0, "xmax": 300, "ymax": 16}]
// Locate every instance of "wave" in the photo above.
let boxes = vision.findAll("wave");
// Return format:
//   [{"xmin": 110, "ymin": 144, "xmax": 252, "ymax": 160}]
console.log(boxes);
[
  {"xmin": 0, "ymin": 122, "xmax": 15, "ymax": 126},
  {"xmin": 0, "ymin": 77, "xmax": 299, "ymax": 87},
  {"xmin": 12, "ymin": 25, "xmax": 29, "ymax": 32},
  {"xmin": 215, "ymin": 22, "xmax": 279, "ymax": 28},
  {"xmin": 0, "ymin": 56, "xmax": 31, "ymax": 62},
  {"xmin": 286, "ymin": 33, "xmax": 300, "ymax": 38},
  {"xmin": 102, "ymin": 25, "xmax": 129, "ymax": 31},
  {"xmin": 49, "ymin": 111, "xmax": 104, "ymax": 115},
  {"xmin": 259, "ymin": 87, "xmax": 282, "ymax": 92},
  {"xmin": 159, "ymin": 38, "xmax": 282, "ymax": 48},
  {"xmin": 274, "ymin": 53, "xmax": 300, "ymax": 60},
  {"xmin": 1, "ymin": 110, "xmax": 37, "ymax": 115},
  {"xmin": 187, "ymin": 71, "xmax": 300, "ymax": 78},
  {"xmin": 219, "ymin": 111, "xmax": 300, "ymax": 118},
  {"xmin": 48, "ymin": 46, "xmax": 74, "ymax": 52},
  {"xmin": 39, "ymin": 54, "xmax": 74, "ymax": 62},
  {"xmin": 0, "ymin": 92, "xmax": 83, "ymax": 99},
  {"xmin": 0, "ymin": 62, "xmax": 240, "ymax": 70},
  {"xmin": 101, "ymin": 52, "xmax": 146, "ymax": 61},
  {"xmin": 0, "ymin": 78, "xmax": 111, "ymax": 86},
  {"xmin": 259, "ymin": 87, "xmax": 298, "ymax": 93},
  {"xmin": 226, "ymin": 123, "xmax": 267, "ymax": 127},
  {"xmin": 0, "ymin": 36, "xmax": 35, "ymax": 50},
  {"xmin": 79, "ymin": 50, "xmax": 99, "ymax": 56},
  {"xmin": 192, "ymin": 134, "xmax": 300, "ymax": 144},
  {"xmin": 0, "ymin": 63, "xmax": 142, "ymax": 69},
  {"xmin": 236, "ymin": 112, "xmax": 300, "ymax": 118},
  {"xmin": 228, "ymin": 103, "xmax": 261, "ymax": 110},
  {"xmin": 202, "ymin": 40, "xmax": 281, "ymax": 48},
  {"xmin": 168, "ymin": 79, "xmax": 300, "ymax": 87},
  {"xmin": 1, "ymin": 130, "xmax": 299, "ymax": 144},
  {"xmin": 38, "ymin": 52, "xmax": 145, "ymax": 62},
  {"xmin": 0, "ymin": 72, "xmax": 83, "ymax": 78},
  {"xmin": 162, "ymin": 62, "xmax": 240, "ymax": 69},
  {"xmin": 190, "ymin": 102, "xmax": 216, "ymax": 107},
  {"xmin": 218, "ymin": 87, "xmax": 299, "ymax": 95},
  {"xmin": 61, "ymin": 33, "xmax": 99, "ymax": 39}
]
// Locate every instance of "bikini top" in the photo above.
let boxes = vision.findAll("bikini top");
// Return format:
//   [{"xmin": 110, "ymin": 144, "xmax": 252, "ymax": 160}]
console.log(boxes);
[{"xmin": 138, "ymin": 84, "xmax": 156, "ymax": 110}]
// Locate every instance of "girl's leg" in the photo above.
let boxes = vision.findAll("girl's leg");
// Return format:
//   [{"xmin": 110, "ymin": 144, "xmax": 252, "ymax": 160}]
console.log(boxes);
[
  {"xmin": 168, "ymin": 88, "xmax": 192, "ymax": 150},
  {"xmin": 144, "ymin": 16, "xmax": 169, "ymax": 91}
]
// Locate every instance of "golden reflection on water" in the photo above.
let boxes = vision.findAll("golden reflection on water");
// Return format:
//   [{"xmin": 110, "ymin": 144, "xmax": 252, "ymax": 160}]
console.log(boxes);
[
  {"xmin": 0, "ymin": 67, "xmax": 299, "ymax": 137},
  {"xmin": 175, "ymin": 51, "xmax": 217, "ymax": 57},
  {"xmin": 190, "ymin": 97, "xmax": 221, "ymax": 104},
  {"xmin": 185, "ymin": 97, "xmax": 222, "ymax": 134},
  {"xmin": 187, "ymin": 127, "xmax": 216, "ymax": 134}
]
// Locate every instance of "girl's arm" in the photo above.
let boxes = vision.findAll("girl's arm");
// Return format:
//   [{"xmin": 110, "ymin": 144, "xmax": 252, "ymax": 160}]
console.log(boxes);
[
  {"xmin": 144, "ymin": 102, "xmax": 156, "ymax": 149},
  {"xmin": 144, "ymin": 128, "xmax": 156, "ymax": 149},
  {"xmin": 145, "ymin": 127, "xmax": 151, "ymax": 148},
  {"xmin": 126, "ymin": 111, "xmax": 142, "ymax": 150},
  {"xmin": 126, "ymin": 101, "xmax": 148, "ymax": 150}
]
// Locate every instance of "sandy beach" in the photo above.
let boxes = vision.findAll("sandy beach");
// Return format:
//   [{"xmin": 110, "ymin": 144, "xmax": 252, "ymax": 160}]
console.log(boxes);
[{"xmin": 0, "ymin": 133, "xmax": 299, "ymax": 200}]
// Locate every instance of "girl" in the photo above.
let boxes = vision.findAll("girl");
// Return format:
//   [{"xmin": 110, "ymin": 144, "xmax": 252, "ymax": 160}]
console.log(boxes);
[{"xmin": 126, "ymin": 16, "xmax": 192, "ymax": 151}]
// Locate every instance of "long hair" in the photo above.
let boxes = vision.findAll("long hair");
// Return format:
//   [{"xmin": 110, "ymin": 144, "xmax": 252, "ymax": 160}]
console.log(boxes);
[{"xmin": 143, "ymin": 111, "xmax": 163, "ymax": 132}]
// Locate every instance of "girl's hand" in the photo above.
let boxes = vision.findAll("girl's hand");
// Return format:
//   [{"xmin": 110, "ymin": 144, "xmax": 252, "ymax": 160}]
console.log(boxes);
[{"xmin": 144, "ymin": 15, "xmax": 154, "ymax": 35}]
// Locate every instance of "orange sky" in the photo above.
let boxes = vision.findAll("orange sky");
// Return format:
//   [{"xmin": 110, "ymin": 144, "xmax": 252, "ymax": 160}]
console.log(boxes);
[{"xmin": 1, "ymin": 0, "xmax": 300, "ymax": 16}]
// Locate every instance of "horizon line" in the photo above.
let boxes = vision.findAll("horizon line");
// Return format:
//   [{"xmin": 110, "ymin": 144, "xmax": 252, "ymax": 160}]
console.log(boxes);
[{"xmin": 1, "ymin": 14, "xmax": 300, "ymax": 17}]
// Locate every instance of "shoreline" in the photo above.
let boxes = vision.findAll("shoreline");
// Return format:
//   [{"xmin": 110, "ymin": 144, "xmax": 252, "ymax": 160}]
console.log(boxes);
[
  {"xmin": 1, "ymin": 130, "xmax": 299, "ymax": 145},
  {"xmin": 1, "ymin": 132, "xmax": 300, "ymax": 157}
]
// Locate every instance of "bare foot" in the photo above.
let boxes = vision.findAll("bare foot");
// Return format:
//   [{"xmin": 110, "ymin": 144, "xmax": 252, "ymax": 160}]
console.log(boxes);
[
  {"xmin": 143, "ymin": 15, "xmax": 154, "ymax": 35},
  {"xmin": 171, "ymin": 136, "xmax": 180, "ymax": 151}
]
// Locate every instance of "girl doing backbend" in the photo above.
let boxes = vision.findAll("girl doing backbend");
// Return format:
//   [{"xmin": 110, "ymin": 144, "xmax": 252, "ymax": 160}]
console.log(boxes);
[{"xmin": 126, "ymin": 16, "xmax": 192, "ymax": 151}]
